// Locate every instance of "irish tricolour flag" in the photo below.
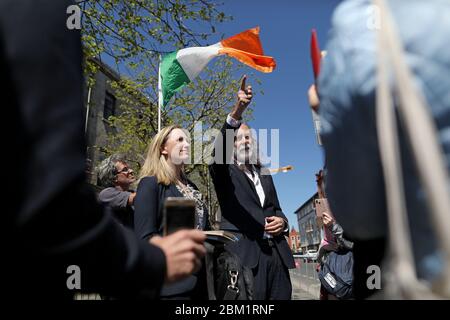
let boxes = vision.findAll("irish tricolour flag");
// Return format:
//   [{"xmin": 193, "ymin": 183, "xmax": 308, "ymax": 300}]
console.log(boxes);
[{"xmin": 158, "ymin": 27, "xmax": 276, "ymax": 109}]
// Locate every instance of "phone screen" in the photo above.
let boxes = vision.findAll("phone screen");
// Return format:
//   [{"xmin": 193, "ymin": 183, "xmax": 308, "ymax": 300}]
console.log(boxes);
[{"xmin": 163, "ymin": 197, "xmax": 196, "ymax": 236}]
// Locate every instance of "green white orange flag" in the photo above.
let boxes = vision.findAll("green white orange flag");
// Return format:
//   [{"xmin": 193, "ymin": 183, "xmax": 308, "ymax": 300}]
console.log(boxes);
[{"xmin": 158, "ymin": 27, "xmax": 276, "ymax": 108}]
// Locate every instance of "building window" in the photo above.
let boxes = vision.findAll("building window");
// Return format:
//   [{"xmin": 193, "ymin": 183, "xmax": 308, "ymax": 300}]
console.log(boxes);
[
  {"xmin": 103, "ymin": 92, "xmax": 117, "ymax": 134},
  {"xmin": 104, "ymin": 92, "xmax": 116, "ymax": 120}
]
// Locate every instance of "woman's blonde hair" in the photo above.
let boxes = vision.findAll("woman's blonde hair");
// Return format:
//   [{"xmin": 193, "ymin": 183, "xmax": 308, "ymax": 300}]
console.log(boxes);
[{"xmin": 138, "ymin": 125, "xmax": 185, "ymax": 186}]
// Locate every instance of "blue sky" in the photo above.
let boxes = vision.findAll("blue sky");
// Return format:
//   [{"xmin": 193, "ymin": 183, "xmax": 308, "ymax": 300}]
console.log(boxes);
[{"xmin": 215, "ymin": 0, "xmax": 342, "ymax": 229}]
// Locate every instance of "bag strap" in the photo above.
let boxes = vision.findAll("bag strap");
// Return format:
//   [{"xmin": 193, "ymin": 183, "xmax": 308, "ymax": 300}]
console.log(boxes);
[
  {"xmin": 204, "ymin": 242, "xmax": 217, "ymax": 300},
  {"xmin": 374, "ymin": 0, "xmax": 450, "ymax": 298},
  {"xmin": 223, "ymin": 270, "xmax": 240, "ymax": 300}
]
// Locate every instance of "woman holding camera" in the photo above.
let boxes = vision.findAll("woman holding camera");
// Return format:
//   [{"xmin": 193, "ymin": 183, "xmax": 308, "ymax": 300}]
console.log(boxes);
[{"xmin": 134, "ymin": 125, "xmax": 210, "ymax": 299}]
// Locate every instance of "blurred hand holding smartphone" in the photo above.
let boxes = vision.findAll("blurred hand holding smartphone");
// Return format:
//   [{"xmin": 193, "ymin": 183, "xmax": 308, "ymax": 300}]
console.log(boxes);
[{"xmin": 315, "ymin": 198, "xmax": 334, "ymax": 220}]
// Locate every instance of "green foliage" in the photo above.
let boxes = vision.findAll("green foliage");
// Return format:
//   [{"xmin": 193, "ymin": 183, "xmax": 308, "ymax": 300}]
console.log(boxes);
[{"xmin": 81, "ymin": 0, "xmax": 233, "ymax": 83}]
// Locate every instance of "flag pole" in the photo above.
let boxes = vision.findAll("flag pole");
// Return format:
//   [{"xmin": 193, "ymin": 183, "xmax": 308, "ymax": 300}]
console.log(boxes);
[{"xmin": 158, "ymin": 54, "xmax": 163, "ymax": 132}]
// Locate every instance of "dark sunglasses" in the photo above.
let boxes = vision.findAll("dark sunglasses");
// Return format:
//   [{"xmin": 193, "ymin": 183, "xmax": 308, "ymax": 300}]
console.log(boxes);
[{"xmin": 116, "ymin": 167, "xmax": 132, "ymax": 175}]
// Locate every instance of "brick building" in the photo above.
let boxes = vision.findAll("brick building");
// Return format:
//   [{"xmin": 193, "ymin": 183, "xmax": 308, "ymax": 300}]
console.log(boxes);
[{"xmin": 288, "ymin": 227, "xmax": 301, "ymax": 253}]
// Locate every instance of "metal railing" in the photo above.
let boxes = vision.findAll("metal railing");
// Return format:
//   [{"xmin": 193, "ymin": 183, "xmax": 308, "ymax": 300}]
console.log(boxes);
[
  {"xmin": 292, "ymin": 259, "xmax": 319, "ymax": 281},
  {"xmin": 290, "ymin": 258, "xmax": 321, "ymax": 299}
]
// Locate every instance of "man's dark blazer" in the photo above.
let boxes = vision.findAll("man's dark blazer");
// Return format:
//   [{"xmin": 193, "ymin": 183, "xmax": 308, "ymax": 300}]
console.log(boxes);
[
  {"xmin": 4, "ymin": 0, "xmax": 165, "ymax": 299},
  {"xmin": 134, "ymin": 176, "xmax": 209, "ymax": 297},
  {"xmin": 209, "ymin": 122, "xmax": 295, "ymax": 269}
]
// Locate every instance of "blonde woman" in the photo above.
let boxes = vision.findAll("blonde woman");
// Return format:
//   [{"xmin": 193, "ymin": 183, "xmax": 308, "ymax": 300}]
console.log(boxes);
[{"xmin": 134, "ymin": 125, "xmax": 209, "ymax": 300}]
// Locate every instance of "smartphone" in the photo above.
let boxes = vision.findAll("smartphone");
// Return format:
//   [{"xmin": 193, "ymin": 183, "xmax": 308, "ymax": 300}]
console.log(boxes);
[
  {"xmin": 163, "ymin": 197, "xmax": 196, "ymax": 236},
  {"xmin": 314, "ymin": 198, "xmax": 332, "ymax": 219}
]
